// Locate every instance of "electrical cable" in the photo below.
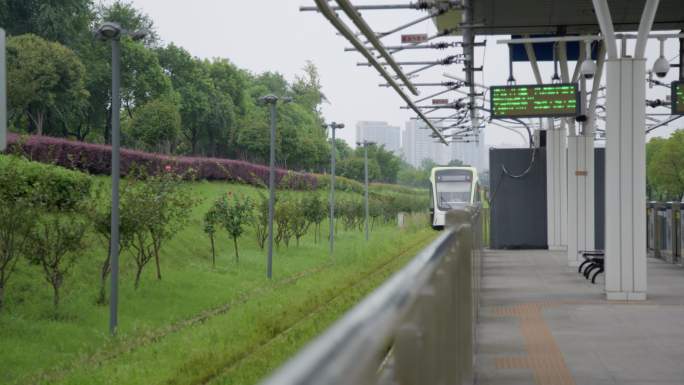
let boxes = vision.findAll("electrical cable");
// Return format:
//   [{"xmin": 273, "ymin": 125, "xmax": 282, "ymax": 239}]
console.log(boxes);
[{"xmin": 499, "ymin": 118, "xmax": 538, "ymax": 179}]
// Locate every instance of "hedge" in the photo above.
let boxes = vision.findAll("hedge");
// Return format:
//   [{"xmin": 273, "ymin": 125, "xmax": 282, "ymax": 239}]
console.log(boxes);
[
  {"xmin": 0, "ymin": 154, "xmax": 92, "ymax": 210},
  {"xmin": 6, "ymin": 134, "xmax": 317, "ymax": 190}
]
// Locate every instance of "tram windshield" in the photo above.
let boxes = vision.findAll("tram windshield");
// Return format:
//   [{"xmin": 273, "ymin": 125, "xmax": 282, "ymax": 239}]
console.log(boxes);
[{"xmin": 435, "ymin": 170, "xmax": 473, "ymax": 209}]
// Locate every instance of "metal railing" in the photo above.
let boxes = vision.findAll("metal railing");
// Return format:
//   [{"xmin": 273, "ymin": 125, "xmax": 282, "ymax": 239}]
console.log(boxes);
[
  {"xmin": 260, "ymin": 207, "xmax": 482, "ymax": 385},
  {"xmin": 647, "ymin": 201, "xmax": 682, "ymax": 264}
]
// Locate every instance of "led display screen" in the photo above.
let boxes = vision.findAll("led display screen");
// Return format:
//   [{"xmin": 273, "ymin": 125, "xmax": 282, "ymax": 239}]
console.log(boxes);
[
  {"xmin": 490, "ymin": 83, "xmax": 579, "ymax": 119},
  {"xmin": 672, "ymin": 81, "xmax": 684, "ymax": 115}
]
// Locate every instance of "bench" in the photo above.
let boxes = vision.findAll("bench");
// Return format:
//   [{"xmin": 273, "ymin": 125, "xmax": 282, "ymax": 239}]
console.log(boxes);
[{"xmin": 578, "ymin": 250, "xmax": 604, "ymax": 284}]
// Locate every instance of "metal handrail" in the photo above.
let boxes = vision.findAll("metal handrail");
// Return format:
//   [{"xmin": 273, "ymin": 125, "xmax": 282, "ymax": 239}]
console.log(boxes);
[{"xmin": 260, "ymin": 208, "xmax": 481, "ymax": 385}]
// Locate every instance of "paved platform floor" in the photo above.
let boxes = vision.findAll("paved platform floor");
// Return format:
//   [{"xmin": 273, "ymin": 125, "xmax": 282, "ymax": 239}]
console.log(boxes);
[{"xmin": 476, "ymin": 250, "xmax": 684, "ymax": 385}]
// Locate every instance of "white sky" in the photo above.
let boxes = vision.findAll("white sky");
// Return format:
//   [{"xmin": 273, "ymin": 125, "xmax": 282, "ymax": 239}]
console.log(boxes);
[{"xmin": 128, "ymin": 0, "xmax": 682, "ymax": 150}]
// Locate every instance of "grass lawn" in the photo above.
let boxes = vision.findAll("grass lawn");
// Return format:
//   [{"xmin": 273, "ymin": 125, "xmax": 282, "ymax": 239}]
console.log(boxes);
[{"xmin": 0, "ymin": 178, "xmax": 437, "ymax": 385}]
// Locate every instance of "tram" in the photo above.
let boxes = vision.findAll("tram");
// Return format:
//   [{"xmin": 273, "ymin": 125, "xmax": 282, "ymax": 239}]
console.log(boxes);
[{"xmin": 429, "ymin": 166, "xmax": 480, "ymax": 230}]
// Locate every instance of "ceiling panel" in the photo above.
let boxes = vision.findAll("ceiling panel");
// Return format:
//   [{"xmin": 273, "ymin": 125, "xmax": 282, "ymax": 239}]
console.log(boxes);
[{"xmin": 452, "ymin": 0, "xmax": 684, "ymax": 35}]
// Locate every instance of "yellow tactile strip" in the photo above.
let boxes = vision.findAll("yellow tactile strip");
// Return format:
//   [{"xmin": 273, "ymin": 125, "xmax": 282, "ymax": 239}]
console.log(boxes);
[{"xmin": 494, "ymin": 302, "xmax": 576, "ymax": 385}]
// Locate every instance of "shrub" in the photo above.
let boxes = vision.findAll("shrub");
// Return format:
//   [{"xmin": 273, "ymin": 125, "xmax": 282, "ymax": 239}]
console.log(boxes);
[
  {"xmin": 6, "ymin": 134, "xmax": 318, "ymax": 190},
  {"xmin": 0, "ymin": 155, "xmax": 92, "ymax": 311},
  {"xmin": 0, "ymin": 154, "xmax": 92, "ymax": 210}
]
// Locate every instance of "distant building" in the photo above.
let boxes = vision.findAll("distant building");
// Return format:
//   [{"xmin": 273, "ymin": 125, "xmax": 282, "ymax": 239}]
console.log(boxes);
[
  {"xmin": 402, "ymin": 120, "xmax": 450, "ymax": 168},
  {"xmin": 355, "ymin": 121, "xmax": 401, "ymax": 154},
  {"xmin": 451, "ymin": 140, "xmax": 480, "ymax": 168},
  {"xmin": 402, "ymin": 120, "xmax": 487, "ymax": 170}
]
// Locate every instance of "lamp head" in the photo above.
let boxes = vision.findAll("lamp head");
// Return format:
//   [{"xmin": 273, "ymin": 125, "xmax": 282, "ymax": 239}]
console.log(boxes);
[
  {"xmin": 95, "ymin": 22, "xmax": 122, "ymax": 41},
  {"xmin": 258, "ymin": 95, "xmax": 279, "ymax": 105},
  {"xmin": 129, "ymin": 30, "xmax": 148, "ymax": 42}
]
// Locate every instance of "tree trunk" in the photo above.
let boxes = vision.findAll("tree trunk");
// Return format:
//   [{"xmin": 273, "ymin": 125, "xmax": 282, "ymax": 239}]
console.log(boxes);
[
  {"xmin": 97, "ymin": 253, "xmax": 111, "ymax": 305},
  {"xmin": 210, "ymin": 235, "xmax": 216, "ymax": 268},
  {"xmin": 154, "ymin": 244, "xmax": 162, "ymax": 281},
  {"xmin": 233, "ymin": 236, "xmax": 239, "ymax": 264},
  {"xmin": 52, "ymin": 284, "xmax": 60, "ymax": 309},
  {"xmin": 134, "ymin": 266, "xmax": 143, "ymax": 289}
]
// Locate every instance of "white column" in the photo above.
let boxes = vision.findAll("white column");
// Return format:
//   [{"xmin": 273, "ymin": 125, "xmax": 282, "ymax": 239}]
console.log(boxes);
[
  {"xmin": 604, "ymin": 58, "xmax": 647, "ymax": 300},
  {"xmin": 567, "ymin": 135, "xmax": 595, "ymax": 266},
  {"xmin": 546, "ymin": 120, "xmax": 568, "ymax": 250}
]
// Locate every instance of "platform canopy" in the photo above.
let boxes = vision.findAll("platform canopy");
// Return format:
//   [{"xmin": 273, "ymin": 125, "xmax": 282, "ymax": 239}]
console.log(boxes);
[{"xmin": 434, "ymin": 0, "xmax": 684, "ymax": 35}]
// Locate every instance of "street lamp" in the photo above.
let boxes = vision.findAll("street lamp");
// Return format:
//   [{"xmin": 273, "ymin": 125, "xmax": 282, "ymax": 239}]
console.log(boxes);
[
  {"xmin": 356, "ymin": 140, "xmax": 375, "ymax": 241},
  {"xmin": 95, "ymin": 21, "xmax": 147, "ymax": 336},
  {"xmin": 324, "ymin": 122, "xmax": 344, "ymax": 255},
  {"xmin": 259, "ymin": 95, "xmax": 291, "ymax": 279}
]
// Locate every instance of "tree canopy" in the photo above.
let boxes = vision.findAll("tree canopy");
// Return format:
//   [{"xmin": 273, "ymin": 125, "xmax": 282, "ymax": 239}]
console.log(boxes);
[
  {"xmin": 0, "ymin": 0, "xmax": 421, "ymax": 185},
  {"xmin": 647, "ymin": 131, "xmax": 684, "ymax": 201}
]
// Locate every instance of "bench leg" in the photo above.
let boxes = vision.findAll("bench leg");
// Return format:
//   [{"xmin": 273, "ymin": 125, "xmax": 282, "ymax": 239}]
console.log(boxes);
[
  {"xmin": 584, "ymin": 264, "xmax": 597, "ymax": 279},
  {"xmin": 578, "ymin": 260, "xmax": 591, "ymax": 274},
  {"xmin": 591, "ymin": 268, "xmax": 604, "ymax": 284}
]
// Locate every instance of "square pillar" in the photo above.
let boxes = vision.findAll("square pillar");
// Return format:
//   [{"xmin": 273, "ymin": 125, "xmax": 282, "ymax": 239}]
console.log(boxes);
[
  {"xmin": 546, "ymin": 119, "xmax": 568, "ymax": 250},
  {"xmin": 605, "ymin": 58, "xmax": 647, "ymax": 301},
  {"xmin": 567, "ymin": 135, "xmax": 595, "ymax": 266}
]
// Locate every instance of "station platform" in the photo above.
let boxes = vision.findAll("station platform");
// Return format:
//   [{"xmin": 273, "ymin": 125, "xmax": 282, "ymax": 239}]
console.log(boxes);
[{"xmin": 476, "ymin": 249, "xmax": 684, "ymax": 385}]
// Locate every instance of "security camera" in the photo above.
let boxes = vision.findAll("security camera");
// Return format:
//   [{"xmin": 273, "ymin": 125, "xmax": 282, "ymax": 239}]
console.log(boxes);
[
  {"xmin": 653, "ymin": 56, "xmax": 670, "ymax": 78},
  {"xmin": 581, "ymin": 59, "xmax": 596, "ymax": 80},
  {"xmin": 652, "ymin": 38, "xmax": 670, "ymax": 78}
]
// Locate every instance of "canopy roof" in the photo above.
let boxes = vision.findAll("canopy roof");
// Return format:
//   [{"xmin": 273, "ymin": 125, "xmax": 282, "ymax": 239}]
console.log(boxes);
[{"xmin": 434, "ymin": 0, "xmax": 684, "ymax": 35}]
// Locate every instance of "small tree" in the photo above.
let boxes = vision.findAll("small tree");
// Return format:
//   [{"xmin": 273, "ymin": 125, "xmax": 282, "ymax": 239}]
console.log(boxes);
[
  {"xmin": 125, "ymin": 170, "xmax": 195, "ymax": 288},
  {"xmin": 275, "ymin": 195, "xmax": 294, "ymax": 247},
  {"xmin": 369, "ymin": 196, "xmax": 383, "ymax": 231},
  {"xmin": 303, "ymin": 192, "xmax": 326, "ymax": 243},
  {"xmin": 146, "ymin": 171, "xmax": 195, "ymax": 280},
  {"xmin": 25, "ymin": 214, "xmax": 89, "ymax": 309},
  {"xmin": 90, "ymin": 183, "xmax": 135, "ymax": 304},
  {"xmin": 217, "ymin": 193, "xmax": 253, "ymax": 263},
  {"xmin": 251, "ymin": 194, "xmax": 269, "ymax": 250},
  {"xmin": 203, "ymin": 205, "xmax": 220, "ymax": 268},
  {"xmin": 0, "ymin": 198, "xmax": 34, "ymax": 312},
  {"xmin": 127, "ymin": 96, "xmax": 182, "ymax": 153},
  {"xmin": 290, "ymin": 196, "xmax": 310, "ymax": 246}
]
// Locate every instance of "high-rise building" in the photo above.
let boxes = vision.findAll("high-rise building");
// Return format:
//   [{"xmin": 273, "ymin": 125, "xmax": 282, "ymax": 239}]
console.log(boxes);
[
  {"xmin": 402, "ymin": 120, "xmax": 450, "ymax": 168},
  {"xmin": 402, "ymin": 120, "xmax": 487, "ymax": 170},
  {"xmin": 355, "ymin": 121, "xmax": 401, "ymax": 154}
]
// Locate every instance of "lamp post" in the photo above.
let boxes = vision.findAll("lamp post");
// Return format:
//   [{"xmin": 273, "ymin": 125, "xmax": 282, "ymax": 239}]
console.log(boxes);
[
  {"xmin": 259, "ymin": 95, "xmax": 291, "ymax": 279},
  {"xmin": 0, "ymin": 28, "xmax": 6, "ymax": 152},
  {"xmin": 95, "ymin": 22, "xmax": 146, "ymax": 336},
  {"xmin": 357, "ymin": 140, "xmax": 375, "ymax": 241},
  {"xmin": 324, "ymin": 122, "xmax": 344, "ymax": 255}
]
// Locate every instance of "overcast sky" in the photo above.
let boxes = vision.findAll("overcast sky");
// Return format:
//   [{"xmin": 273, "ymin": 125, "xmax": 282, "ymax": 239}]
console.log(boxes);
[{"xmin": 127, "ymin": 0, "xmax": 681, "ymax": 149}]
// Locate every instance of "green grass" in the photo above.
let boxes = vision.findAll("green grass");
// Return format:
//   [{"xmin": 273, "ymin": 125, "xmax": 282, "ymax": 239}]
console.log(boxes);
[{"xmin": 0, "ymin": 178, "xmax": 437, "ymax": 385}]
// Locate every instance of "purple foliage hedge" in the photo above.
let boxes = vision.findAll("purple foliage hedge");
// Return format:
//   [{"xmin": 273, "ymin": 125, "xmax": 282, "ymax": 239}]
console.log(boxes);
[{"xmin": 5, "ymin": 134, "xmax": 318, "ymax": 190}]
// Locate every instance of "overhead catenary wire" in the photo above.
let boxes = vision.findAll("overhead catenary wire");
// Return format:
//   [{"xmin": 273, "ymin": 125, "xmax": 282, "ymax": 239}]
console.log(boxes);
[
  {"xmin": 312, "ymin": 0, "xmax": 448, "ymax": 144},
  {"xmin": 334, "ymin": 0, "xmax": 418, "ymax": 95}
]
